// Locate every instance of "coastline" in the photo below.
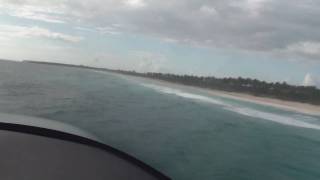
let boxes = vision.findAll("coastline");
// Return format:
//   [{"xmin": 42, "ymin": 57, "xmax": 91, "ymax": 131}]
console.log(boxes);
[
  {"xmin": 121, "ymin": 74, "xmax": 320, "ymax": 116},
  {"xmin": 24, "ymin": 61, "xmax": 320, "ymax": 116}
]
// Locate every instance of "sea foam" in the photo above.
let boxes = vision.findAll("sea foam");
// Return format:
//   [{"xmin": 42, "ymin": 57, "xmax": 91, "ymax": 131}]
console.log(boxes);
[
  {"xmin": 142, "ymin": 83, "xmax": 320, "ymax": 130},
  {"xmin": 226, "ymin": 107, "xmax": 320, "ymax": 130},
  {"xmin": 142, "ymin": 84, "xmax": 225, "ymax": 106}
]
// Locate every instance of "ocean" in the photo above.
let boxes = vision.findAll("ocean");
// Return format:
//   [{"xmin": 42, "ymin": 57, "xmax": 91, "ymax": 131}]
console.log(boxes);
[{"xmin": 0, "ymin": 60, "xmax": 320, "ymax": 180}]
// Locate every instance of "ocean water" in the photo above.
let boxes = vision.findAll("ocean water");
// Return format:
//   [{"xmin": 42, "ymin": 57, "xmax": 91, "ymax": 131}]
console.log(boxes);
[{"xmin": 0, "ymin": 60, "xmax": 320, "ymax": 180}]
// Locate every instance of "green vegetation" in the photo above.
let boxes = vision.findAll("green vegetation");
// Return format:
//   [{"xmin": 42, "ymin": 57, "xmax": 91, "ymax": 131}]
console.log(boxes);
[
  {"xmin": 24, "ymin": 61, "xmax": 320, "ymax": 105},
  {"xmin": 116, "ymin": 71, "xmax": 320, "ymax": 105}
]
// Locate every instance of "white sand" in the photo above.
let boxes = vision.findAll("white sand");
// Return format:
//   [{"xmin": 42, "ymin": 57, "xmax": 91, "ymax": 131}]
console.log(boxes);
[{"xmin": 123, "ymin": 75, "xmax": 320, "ymax": 116}]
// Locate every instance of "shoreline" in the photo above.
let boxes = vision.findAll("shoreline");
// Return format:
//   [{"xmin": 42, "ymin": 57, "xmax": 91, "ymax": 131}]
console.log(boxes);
[
  {"xmin": 121, "ymin": 74, "xmax": 320, "ymax": 116},
  {"xmin": 23, "ymin": 60, "xmax": 320, "ymax": 116}
]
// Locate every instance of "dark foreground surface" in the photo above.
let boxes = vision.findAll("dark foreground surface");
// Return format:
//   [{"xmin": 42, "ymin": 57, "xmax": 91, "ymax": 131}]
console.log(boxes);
[{"xmin": 0, "ymin": 114, "xmax": 169, "ymax": 180}]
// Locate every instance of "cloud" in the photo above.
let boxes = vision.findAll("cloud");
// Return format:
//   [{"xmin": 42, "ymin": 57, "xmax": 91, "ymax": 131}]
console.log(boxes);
[
  {"xmin": 199, "ymin": 5, "xmax": 218, "ymax": 16},
  {"xmin": 96, "ymin": 26, "xmax": 122, "ymax": 35},
  {"xmin": 9, "ymin": 9, "xmax": 65, "ymax": 24},
  {"xmin": 244, "ymin": 0, "xmax": 268, "ymax": 16},
  {"xmin": 302, "ymin": 73, "xmax": 319, "ymax": 87},
  {"xmin": 130, "ymin": 50, "xmax": 170, "ymax": 72},
  {"xmin": 286, "ymin": 41, "xmax": 320, "ymax": 58},
  {"xmin": 75, "ymin": 24, "xmax": 122, "ymax": 35},
  {"xmin": 124, "ymin": 0, "xmax": 146, "ymax": 8},
  {"xmin": 1, "ymin": 0, "xmax": 320, "ymax": 61},
  {"xmin": 0, "ymin": 25, "xmax": 83, "ymax": 42},
  {"xmin": 0, "ymin": 3, "xmax": 66, "ymax": 23}
]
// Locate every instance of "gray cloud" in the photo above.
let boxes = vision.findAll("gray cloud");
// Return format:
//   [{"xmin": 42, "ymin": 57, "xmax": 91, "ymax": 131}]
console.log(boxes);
[
  {"xmin": 0, "ymin": 24, "xmax": 83, "ymax": 42},
  {"xmin": 130, "ymin": 50, "xmax": 171, "ymax": 72},
  {"xmin": 1, "ymin": 0, "xmax": 320, "ymax": 60}
]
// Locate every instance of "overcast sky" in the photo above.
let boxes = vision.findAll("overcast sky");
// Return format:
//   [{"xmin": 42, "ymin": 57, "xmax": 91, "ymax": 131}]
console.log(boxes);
[{"xmin": 0, "ymin": 0, "xmax": 319, "ymax": 86}]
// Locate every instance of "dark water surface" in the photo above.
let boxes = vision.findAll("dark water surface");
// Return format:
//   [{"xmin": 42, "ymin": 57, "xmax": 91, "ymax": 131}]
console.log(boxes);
[{"xmin": 0, "ymin": 60, "xmax": 320, "ymax": 180}]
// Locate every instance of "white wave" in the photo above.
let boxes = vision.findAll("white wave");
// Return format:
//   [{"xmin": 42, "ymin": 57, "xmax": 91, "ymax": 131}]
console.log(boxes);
[
  {"xmin": 142, "ymin": 83, "xmax": 225, "ymax": 105},
  {"xmin": 226, "ymin": 107, "xmax": 320, "ymax": 130},
  {"xmin": 141, "ymin": 83, "xmax": 320, "ymax": 130}
]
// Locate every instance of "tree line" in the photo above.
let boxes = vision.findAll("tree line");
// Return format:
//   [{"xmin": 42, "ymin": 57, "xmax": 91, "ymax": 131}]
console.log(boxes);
[{"xmin": 114, "ymin": 70, "xmax": 320, "ymax": 105}]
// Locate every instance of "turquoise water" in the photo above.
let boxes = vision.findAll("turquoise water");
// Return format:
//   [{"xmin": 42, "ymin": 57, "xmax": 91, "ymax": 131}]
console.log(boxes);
[{"xmin": 0, "ymin": 60, "xmax": 320, "ymax": 180}]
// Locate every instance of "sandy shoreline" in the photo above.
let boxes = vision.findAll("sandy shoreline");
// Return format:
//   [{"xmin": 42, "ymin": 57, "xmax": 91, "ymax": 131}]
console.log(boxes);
[{"xmin": 121, "ymin": 74, "xmax": 320, "ymax": 116}]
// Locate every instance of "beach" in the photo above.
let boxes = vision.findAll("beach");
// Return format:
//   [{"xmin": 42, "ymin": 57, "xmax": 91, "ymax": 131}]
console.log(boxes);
[{"xmin": 124, "ymin": 75, "xmax": 320, "ymax": 116}]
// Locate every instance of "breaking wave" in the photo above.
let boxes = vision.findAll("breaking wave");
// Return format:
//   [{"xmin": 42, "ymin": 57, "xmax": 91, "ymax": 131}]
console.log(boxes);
[
  {"xmin": 142, "ymin": 83, "xmax": 320, "ymax": 130},
  {"xmin": 142, "ymin": 84, "xmax": 225, "ymax": 105}
]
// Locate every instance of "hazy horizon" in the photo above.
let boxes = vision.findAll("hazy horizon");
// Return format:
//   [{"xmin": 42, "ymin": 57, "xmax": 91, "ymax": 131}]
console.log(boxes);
[{"xmin": 1, "ymin": 58, "xmax": 316, "ymax": 89}]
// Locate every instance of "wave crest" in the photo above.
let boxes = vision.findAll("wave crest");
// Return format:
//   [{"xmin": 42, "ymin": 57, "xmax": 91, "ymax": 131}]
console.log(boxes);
[{"xmin": 142, "ymin": 83, "xmax": 320, "ymax": 130}]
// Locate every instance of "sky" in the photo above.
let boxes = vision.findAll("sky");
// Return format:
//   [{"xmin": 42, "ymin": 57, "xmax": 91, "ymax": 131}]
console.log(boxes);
[{"xmin": 0, "ymin": 0, "xmax": 319, "ymax": 87}]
